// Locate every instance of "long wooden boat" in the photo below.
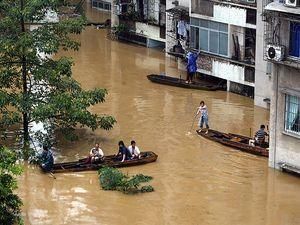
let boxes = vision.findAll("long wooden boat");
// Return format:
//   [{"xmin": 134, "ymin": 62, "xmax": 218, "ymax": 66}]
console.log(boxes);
[
  {"xmin": 48, "ymin": 151, "xmax": 158, "ymax": 173},
  {"xmin": 147, "ymin": 74, "xmax": 224, "ymax": 91},
  {"xmin": 196, "ymin": 129, "xmax": 269, "ymax": 157}
]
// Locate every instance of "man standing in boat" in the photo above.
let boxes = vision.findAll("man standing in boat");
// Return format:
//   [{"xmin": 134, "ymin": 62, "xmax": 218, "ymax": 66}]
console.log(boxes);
[
  {"xmin": 197, "ymin": 101, "xmax": 209, "ymax": 134},
  {"xmin": 40, "ymin": 145, "xmax": 54, "ymax": 172},
  {"xmin": 186, "ymin": 51, "xmax": 200, "ymax": 84},
  {"xmin": 89, "ymin": 143, "xmax": 104, "ymax": 163}
]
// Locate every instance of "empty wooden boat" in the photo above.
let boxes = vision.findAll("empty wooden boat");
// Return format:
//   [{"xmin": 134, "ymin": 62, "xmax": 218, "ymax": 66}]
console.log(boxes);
[{"xmin": 147, "ymin": 74, "xmax": 224, "ymax": 91}]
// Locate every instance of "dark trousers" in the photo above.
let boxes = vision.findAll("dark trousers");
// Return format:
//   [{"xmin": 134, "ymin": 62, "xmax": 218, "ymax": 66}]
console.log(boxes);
[{"xmin": 186, "ymin": 71, "xmax": 194, "ymax": 82}]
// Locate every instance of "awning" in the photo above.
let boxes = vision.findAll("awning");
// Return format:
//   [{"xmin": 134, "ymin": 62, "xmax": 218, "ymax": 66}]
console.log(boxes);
[
  {"xmin": 166, "ymin": 6, "xmax": 189, "ymax": 18},
  {"xmin": 265, "ymin": 2, "xmax": 300, "ymax": 15}
]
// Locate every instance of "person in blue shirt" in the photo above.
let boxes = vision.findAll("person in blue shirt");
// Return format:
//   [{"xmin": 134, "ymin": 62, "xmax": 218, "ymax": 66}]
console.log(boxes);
[
  {"xmin": 186, "ymin": 51, "xmax": 200, "ymax": 84},
  {"xmin": 40, "ymin": 145, "xmax": 54, "ymax": 172},
  {"xmin": 115, "ymin": 140, "xmax": 132, "ymax": 162}
]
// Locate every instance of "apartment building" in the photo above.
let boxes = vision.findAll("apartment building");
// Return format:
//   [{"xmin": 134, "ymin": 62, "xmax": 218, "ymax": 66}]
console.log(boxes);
[
  {"xmin": 189, "ymin": 0, "xmax": 271, "ymax": 106},
  {"xmin": 92, "ymin": 0, "xmax": 112, "ymax": 11},
  {"xmin": 263, "ymin": 0, "xmax": 300, "ymax": 172},
  {"xmin": 111, "ymin": 0, "xmax": 166, "ymax": 47}
]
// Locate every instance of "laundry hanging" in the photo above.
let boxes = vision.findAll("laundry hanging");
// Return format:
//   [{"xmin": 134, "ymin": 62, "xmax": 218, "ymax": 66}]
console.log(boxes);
[{"xmin": 177, "ymin": 20, "xmax": 187, "ymax": 38}]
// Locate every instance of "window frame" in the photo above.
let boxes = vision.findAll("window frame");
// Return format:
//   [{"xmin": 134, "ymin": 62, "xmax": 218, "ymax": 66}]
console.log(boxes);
[
  {"xmin": 289, "ymin": 21, "xmax": 300, "ymax": 58},
  {"xmin": 284, "ymin": 94, "xmax": 300, "ymax": 136},
  {"xmin": 190, "ymin": 18, "xmax": 229, "ymax": 57}
]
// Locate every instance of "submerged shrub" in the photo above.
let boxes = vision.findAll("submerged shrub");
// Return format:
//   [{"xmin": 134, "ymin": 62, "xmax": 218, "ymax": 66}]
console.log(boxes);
[{"xmin": 98, "ymin": 167, "xmax": 154, "ymax": 194}]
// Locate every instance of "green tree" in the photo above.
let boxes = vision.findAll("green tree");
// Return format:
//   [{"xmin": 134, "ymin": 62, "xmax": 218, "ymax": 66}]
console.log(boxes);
[
  {"xmin": 0, "ymin": 0, "xmax": 116, "ymax": 151},
  {"xmin": 98, "ymin": 167, "xmax": 154, "ymax": 194},
  {"xmin": 0, "ymin": 146, "xmax": 23, "ymax": 225}
]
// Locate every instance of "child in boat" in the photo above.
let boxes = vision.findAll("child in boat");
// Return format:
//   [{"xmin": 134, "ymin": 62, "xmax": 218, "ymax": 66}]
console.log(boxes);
[
  {"xmin": 116, "ymin": 140, "xmax": 132, "ymax": 162},
  {"xmin": 128, "ymin": 140, "xmax": 141, "ymax": 159},
  {"xmin": 89, "ymin": 143, "xmax": 104, "ymax": 163},
  {"xmin": 197, "ymin": 101, "xmax": 209, "ymax": 134}
]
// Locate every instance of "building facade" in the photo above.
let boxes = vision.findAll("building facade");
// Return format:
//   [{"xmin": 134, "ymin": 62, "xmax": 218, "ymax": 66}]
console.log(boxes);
[
  {"xmin": 263, "ymin": 1, "xmax": 300, "ymax": 171},
  {"xmin": 111, "ymin": 0, "xmax": 166, "ymax": 47},
  {"xmin": 92, "ymin": 0, "xmax": 112, "ymax": 11},
  {"xmin": 189, "ymin": 0, "xmax": 272, "ymax": 105}
]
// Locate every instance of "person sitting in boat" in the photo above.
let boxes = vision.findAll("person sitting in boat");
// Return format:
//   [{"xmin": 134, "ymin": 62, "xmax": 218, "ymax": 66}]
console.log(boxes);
[
  {"xmin": 89, "ymin": 143, "xmax": 104, "ymax": 163},
  {"xmin": 254, "ymin": 125, "xmax": 269, "ymax": 147},
  {"xmin": 128, "ymin": 140, "xmax": 141, "ymax": 159},
  {"xmin": 40, "ymin": 145, "xmax": 54, "ymax": 172},
  {"xmin": 116, "ymin": 140, "xmax": 131, "ymax": 162}
]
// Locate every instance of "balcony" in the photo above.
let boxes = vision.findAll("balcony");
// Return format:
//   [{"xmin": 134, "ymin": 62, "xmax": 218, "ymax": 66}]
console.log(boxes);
[
  {"xmin": 265, "ymin": 2, "xmax": 300, "ymax": 15},
  {"xmin": 263, "ymin": 3, "xmax": 300, "ymax": 68}
]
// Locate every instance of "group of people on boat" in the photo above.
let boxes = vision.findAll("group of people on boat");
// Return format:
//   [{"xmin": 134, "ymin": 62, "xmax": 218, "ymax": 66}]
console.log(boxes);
[
  {"xmin": 196, "ymin": 100, "xmax": 269, "ymax": 148},
  {"xmin": 87, "ymin": 140, "xmax": 141, "ymax": 164}
]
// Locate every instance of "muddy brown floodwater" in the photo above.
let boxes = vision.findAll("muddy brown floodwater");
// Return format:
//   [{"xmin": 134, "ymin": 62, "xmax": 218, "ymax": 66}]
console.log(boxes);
[{"xmin": 17, "ymin": 5, "xmax": 300, "ymax": 225}]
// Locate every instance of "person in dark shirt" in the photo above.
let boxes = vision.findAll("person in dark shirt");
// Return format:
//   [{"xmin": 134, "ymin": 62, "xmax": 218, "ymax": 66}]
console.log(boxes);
[
  {"xmin": 40, "ymin": 145, "xmax": 54, "ymax": 172},
  {"xmin": 254, "ymin": 124, "xmax": 269, "ymax": 147},
  {"xmin": 115, "ymin": 140, "xmax": 131, "ymax": 162}
]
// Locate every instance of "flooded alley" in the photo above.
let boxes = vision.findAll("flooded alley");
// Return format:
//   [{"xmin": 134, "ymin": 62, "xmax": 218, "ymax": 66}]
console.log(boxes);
[{"xmin": 18, "ymin": 5, "xmax": 300, "ymax": 225}]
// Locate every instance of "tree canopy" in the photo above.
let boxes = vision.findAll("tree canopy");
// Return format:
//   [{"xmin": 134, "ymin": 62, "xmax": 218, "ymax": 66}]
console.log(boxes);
[
  {"xmin": 0, "ymin": 0, "xmax": 116, "ymax": 149},
  {"xmin": 0, "ymin": 145, "xmax": 23, "ymax": 225}
]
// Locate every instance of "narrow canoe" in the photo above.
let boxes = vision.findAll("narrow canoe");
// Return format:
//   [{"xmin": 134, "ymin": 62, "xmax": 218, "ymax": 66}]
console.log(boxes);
[
  {"xmin": 196, "ymin": 129, "xmax": 269, "ymax": 157},
  {"xmin": 49, "ymin": 151, "xmax": 158, "ymax": 173},
  {"xmin": 147, "ymin": 74, "xmax": 224, "ymax": 91}
]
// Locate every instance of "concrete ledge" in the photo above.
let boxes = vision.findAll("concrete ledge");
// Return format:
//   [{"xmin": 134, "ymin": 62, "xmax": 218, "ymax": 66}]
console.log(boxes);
[{"xmin": 279, "ymin": 162, "xmax": 300, "ymax": 177}]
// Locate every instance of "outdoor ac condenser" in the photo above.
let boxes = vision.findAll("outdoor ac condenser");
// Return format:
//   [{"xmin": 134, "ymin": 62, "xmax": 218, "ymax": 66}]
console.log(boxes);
[
  {"xmin": 285, "ymin": 0, "xmax": 300, "ymax": 7},
  {"xmin": 266, "ymin": 45, "xmax": 285, "ymax": 61}
]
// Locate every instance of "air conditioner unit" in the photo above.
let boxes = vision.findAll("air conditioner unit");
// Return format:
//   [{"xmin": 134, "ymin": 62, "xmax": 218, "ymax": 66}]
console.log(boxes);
[
  {"xmin": 266, "ymin": 44, "xmax": 285, "ymax": 61},
  {"xmin": 247, "ymin": 0, "xmax": 256, "ymax": 3},
  {"xmin": 285, "ymin": 0, "xmax": 300, "ymax": 7}
]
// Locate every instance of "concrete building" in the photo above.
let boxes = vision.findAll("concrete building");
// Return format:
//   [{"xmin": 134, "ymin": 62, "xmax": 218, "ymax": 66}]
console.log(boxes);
[
  {"xmin": 92, "ymin": 0, "xmax": 112, "ymax": 11},
  {"xmin": 111, "ymin": 0, "xmax": 166, "ymax": 47},
  {"xmin": 189, "ymin": 0, "xmax": 272, "ymax": 104},
  {"xmin": 263, "ymin": 1, "xmax": 300, "ymax": 172}
]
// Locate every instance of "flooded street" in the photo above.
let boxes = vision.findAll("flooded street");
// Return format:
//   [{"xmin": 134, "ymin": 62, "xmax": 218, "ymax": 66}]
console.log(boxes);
[{"xmin": 17, "ymin": 5, "xmax": 300, "ymax": 225}]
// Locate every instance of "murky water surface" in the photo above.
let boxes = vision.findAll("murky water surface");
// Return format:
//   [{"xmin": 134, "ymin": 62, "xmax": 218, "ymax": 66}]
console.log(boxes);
[{"xmin": 17, "ymin": 5, "xmax": 300, "ymax": 225}]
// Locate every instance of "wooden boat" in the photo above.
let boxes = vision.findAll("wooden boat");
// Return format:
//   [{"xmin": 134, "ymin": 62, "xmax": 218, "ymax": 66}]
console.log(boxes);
[
  {"xmin": 147, "ymin": 74, "xmax": 224, "ymax": 91},
  {"xmin": 49, "ymin": 151, "xmax": 158, "ymax": 173},
  {"xmin": 86, "ymin": 19, "xmax": 111, "ymax": 28},
  {"xmin": 196, "ymin": 129, "xmax": 269, "ymax": 157}
]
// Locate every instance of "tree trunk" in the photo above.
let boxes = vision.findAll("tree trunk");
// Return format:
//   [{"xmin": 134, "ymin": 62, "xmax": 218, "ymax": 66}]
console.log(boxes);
[{"xmin": 20, "ymin": 0, "xmax": 29, "ymax": 146}]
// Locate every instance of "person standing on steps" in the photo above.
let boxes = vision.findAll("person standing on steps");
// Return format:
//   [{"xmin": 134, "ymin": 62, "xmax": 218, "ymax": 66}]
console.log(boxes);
[
  {"xmin": 186, "ymin": 51, "xmax": 200, "ymax": 84},
  {"xmin": 197, "ymin": 101, "xmax": 209, "ymax": 134}
]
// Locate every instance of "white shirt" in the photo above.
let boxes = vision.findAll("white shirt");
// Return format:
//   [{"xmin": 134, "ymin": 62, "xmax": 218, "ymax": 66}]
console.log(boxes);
[
  {"xmin": 90, "ymin": 147, "xmax": 104, "ymax": 157},
  {"xmin": 128, "ymin": 145, "xmax": 140, "ymax": 155}
]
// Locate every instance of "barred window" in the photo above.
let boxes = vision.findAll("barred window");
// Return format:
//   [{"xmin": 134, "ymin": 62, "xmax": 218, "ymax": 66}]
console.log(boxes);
[{"xmin": 285, "ymin": 94, "xmax": 300, "ymax": 135}]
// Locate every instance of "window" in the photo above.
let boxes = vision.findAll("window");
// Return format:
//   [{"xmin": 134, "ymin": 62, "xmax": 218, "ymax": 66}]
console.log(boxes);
[
  {"xmin": 190, "ymin": 18, "xmax": 228, "ymax": 56},
  {"xmin": 290, "ymin": 22, "xmax": 300, "ymax": 57},
  {"xmin": 246, "ymin": 9, "xmax": 256, "ymax": 25},
  {"xmin": 285, "ymin": 94, "xmax": 300, "ymax": 135}
]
